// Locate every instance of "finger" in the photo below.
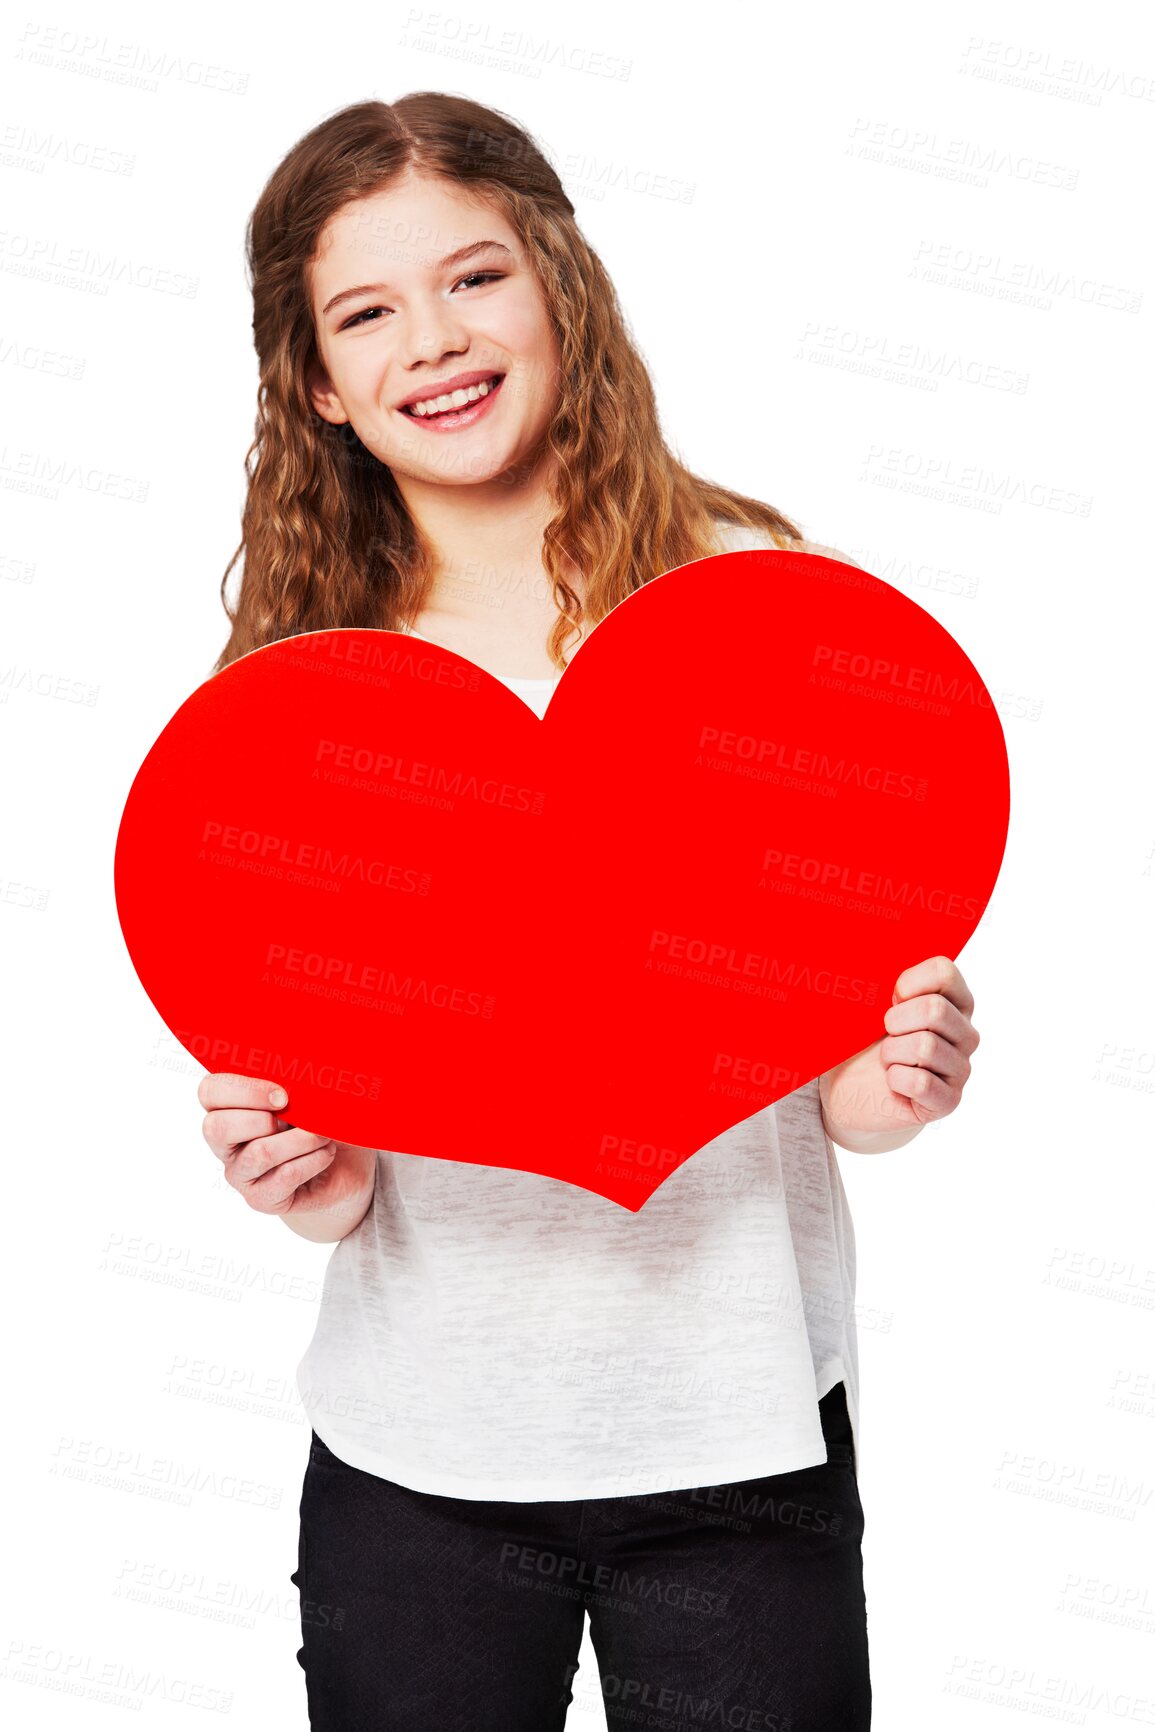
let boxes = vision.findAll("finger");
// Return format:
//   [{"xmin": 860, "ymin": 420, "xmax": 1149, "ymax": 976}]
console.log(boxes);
[
  {"xmin": 882, "ymin": 1063, "xmax": 958, "ymax": 1120},
  {"xmin": 202, "ymin": 1106, "xmax": 285, "ymax": 1160},
  {"xmin": 197, "ymin": 1072, "xmax": 290, "ymax": 1114},
  {"xmin": 232, "ymin": 1146, "xmax": 339, "ymax": 1216},
  {"xmin": 882, "ymin": 994, "xmax": 979, "ymax": 1055},
  {"xmin": 224, "ymin": 1124, "xmax": 337, "ymax": 1188},
  {"xmin": 879, "ymin": 1030, "xmax": 971, "ymax": 1084},
  {"xmin": 891, "ymin": 956, "xmax": 973, "ymax": 1017}
]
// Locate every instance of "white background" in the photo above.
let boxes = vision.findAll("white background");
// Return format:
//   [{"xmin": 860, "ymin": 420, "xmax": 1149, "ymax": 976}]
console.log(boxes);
[{"xmin": 3, "ymin": 0, "xmax": 1153, "ymax": 1726}]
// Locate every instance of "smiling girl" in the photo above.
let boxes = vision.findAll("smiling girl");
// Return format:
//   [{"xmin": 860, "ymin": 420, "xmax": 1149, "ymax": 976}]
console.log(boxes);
[{"xmin": 198, "ymin": 93, "xmax": 979, "ymax": 1731}]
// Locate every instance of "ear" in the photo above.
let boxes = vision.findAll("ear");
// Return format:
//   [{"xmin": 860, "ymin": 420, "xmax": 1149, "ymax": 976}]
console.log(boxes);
[{"xmin": 307, "ymin": 357, "xmax": 350, "ymax": 427}]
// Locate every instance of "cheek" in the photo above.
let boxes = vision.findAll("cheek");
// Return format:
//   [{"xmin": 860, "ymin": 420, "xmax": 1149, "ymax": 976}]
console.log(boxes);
[
  {"xmin": 496, "ymin": 307, "xmax": 561, "ymax": 420},
  {"xmin": 490, "ymin": 294, "xmax": 557, "ymax": 365},
  {"xmin": 324, "ymin": 354, "xmax": 383, "ymax": 427}
]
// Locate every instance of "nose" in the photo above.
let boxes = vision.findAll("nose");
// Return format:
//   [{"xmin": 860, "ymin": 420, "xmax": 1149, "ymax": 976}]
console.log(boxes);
[{"xmin": 397, "ymin": 292, "xmax": 471, "ymax": 376}]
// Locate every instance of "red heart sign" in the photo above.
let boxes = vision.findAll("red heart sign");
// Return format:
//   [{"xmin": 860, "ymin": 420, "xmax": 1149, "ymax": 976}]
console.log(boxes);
[{"xmin": 115, "ymin": 549, "xmax": 1009, "ymax": 1209}]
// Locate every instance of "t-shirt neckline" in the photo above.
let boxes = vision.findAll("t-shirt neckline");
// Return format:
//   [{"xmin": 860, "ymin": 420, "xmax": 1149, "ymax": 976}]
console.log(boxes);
[{"xmin": 400, "ymin": 623, "xmax": 562, "ymax": 686}]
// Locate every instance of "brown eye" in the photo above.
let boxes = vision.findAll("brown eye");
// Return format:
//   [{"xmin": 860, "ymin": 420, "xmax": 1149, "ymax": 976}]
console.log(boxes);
[
  {"xmin": 342, "ymin": 306, "xmax": 388, "ymax": 330},
  {"xmin": 340, "ymin": 272, "xmax": 502, "ymax": 332},
  {"xmin": 454, "ymin": 272, "xmax": 504, "ymax": 291}
]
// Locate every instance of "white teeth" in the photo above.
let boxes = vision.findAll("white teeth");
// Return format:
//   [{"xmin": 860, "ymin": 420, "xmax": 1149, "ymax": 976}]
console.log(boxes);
[{"xmin": 409, "ymin": 376, "xmax": 499, "ymax": 417}]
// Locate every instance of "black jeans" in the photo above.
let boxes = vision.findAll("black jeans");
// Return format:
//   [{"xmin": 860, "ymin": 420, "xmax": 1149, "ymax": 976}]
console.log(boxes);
[{"xmin": 291, "ymin": 1380, "xmax": 870, "ymax": 1730}]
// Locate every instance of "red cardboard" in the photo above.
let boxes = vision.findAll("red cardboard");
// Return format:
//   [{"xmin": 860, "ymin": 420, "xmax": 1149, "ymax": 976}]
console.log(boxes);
[{"xmin": 114, "ymin": 550, "xmax": 1010, "ymax": 1209}]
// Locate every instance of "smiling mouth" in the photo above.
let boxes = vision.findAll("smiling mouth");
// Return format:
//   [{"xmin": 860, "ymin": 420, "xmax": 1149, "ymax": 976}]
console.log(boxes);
[{"xmin": 400, "ymin": 373, "xmax": 506, "ymax": 419}]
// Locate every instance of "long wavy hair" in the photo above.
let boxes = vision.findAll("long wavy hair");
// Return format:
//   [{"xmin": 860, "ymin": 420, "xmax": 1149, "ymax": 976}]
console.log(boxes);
[{"xmin": 212, "ymin": 92, "xmax": 804, "ymax": 676}]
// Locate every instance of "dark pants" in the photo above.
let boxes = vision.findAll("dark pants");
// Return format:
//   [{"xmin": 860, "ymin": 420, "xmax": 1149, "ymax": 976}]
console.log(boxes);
[{"xmin": 291, "ymin": 1380, "xmax": 870, "ymax": 1730}]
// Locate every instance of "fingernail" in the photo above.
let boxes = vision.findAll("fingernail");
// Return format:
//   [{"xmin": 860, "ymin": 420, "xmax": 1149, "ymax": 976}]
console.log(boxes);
[{"xmin": 269, "ymin": 1086, "xmax": 288, "ymax": 1108}]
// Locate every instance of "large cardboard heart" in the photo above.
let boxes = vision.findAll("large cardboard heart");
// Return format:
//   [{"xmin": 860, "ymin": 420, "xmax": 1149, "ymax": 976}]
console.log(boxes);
[{"xmin": 115, "ymin": 549, "xmax": 1009, "ymax": 1209}]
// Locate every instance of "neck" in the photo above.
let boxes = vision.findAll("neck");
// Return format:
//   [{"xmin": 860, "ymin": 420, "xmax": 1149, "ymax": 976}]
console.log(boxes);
[{"xmin": 396, "ymin": 460, "xmax": 572, "ymax": 621}]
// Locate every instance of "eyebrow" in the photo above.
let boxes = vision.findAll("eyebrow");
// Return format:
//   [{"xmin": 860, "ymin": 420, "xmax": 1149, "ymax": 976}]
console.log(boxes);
[{"xmin": 321, "ymin": 240, "xmax": 514, "ymax": 319}]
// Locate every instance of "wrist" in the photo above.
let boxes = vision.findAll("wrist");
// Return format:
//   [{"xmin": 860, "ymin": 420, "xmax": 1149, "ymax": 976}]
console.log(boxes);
[
  {"xmin": 818, "ymin": 1069, "xmax": 928, "ymax": 1154},
  {"xmin": 820, "ymin": 1112, "xmax": 926, "ymax": 1154},
  {"xmin": 279, "ymin": 1157, "xmax": 377, "ymax": 1242}
]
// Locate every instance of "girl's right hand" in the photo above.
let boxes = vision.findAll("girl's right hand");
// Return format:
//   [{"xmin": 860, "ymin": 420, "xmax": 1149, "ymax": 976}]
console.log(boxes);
[{"xmin": 198, "ymin": 1073, "xmax": 377, "ymax": 1219}]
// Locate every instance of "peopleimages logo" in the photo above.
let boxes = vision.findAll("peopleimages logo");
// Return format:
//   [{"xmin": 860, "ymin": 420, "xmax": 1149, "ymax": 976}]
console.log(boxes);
[
  {"xmin": 263, "ymin": 943, "xmax": 496, "ymax": 1020},
  {"xmin": 812, "ymin": 641, "xmax": 995, "ymax": 702},
  {"xmin": 173, "ymin": 1032, "xmax": 383, "ymax": 1102},
  {"xmin": 758, "ymin": 849, "xmax": 982, "ymax": 920},
  {"xmin": 598, "ymin": 1674, "xmax": 789, "ymax": 1729},
  {"xmin": 646, "ymin": 931, "xmax": 879, "ymax": 1004},
  {"xmin": 314, "ymin": 737, "xmax": 546, "ymax": 815},
  {"xmin": 200, "ymin": 819, "xmax": 423, "ymax": 892},
  {"xmin": 695, "ymin": 722, "xmax": 927, "ymax": 799},
  {"xmin": 497, "ymin": 1541, "xmax": 731, "ymax": 1616}
]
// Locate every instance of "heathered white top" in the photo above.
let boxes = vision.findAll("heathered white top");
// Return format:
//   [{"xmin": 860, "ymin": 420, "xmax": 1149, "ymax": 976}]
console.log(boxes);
[{"xmin": 295, "ymin": 520, "xmax": 865, "ymax": 1500}]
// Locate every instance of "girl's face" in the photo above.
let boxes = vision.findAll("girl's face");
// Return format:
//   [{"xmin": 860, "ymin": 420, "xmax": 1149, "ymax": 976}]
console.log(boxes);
[{"xmin": 307, "ymin": 170, "xmax": 562, "ymax": 492}]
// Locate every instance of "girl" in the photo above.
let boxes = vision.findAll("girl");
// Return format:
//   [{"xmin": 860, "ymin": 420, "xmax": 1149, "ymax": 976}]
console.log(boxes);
[{"xmin": 199, "ymin": 93, "xmax": 979, "ymax": 1731}]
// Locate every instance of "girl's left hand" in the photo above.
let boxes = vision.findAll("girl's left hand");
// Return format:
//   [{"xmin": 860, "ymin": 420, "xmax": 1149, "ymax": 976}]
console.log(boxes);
[{"xmin": 819, "ymin": 955, "xmax": 980, "ymax": 1141}]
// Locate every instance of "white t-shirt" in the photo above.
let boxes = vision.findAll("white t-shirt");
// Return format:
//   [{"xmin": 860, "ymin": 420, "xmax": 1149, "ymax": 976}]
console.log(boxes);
[{"xmin": 295, "ymin": 520, "xmax": 864, "ymax": 1500}]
